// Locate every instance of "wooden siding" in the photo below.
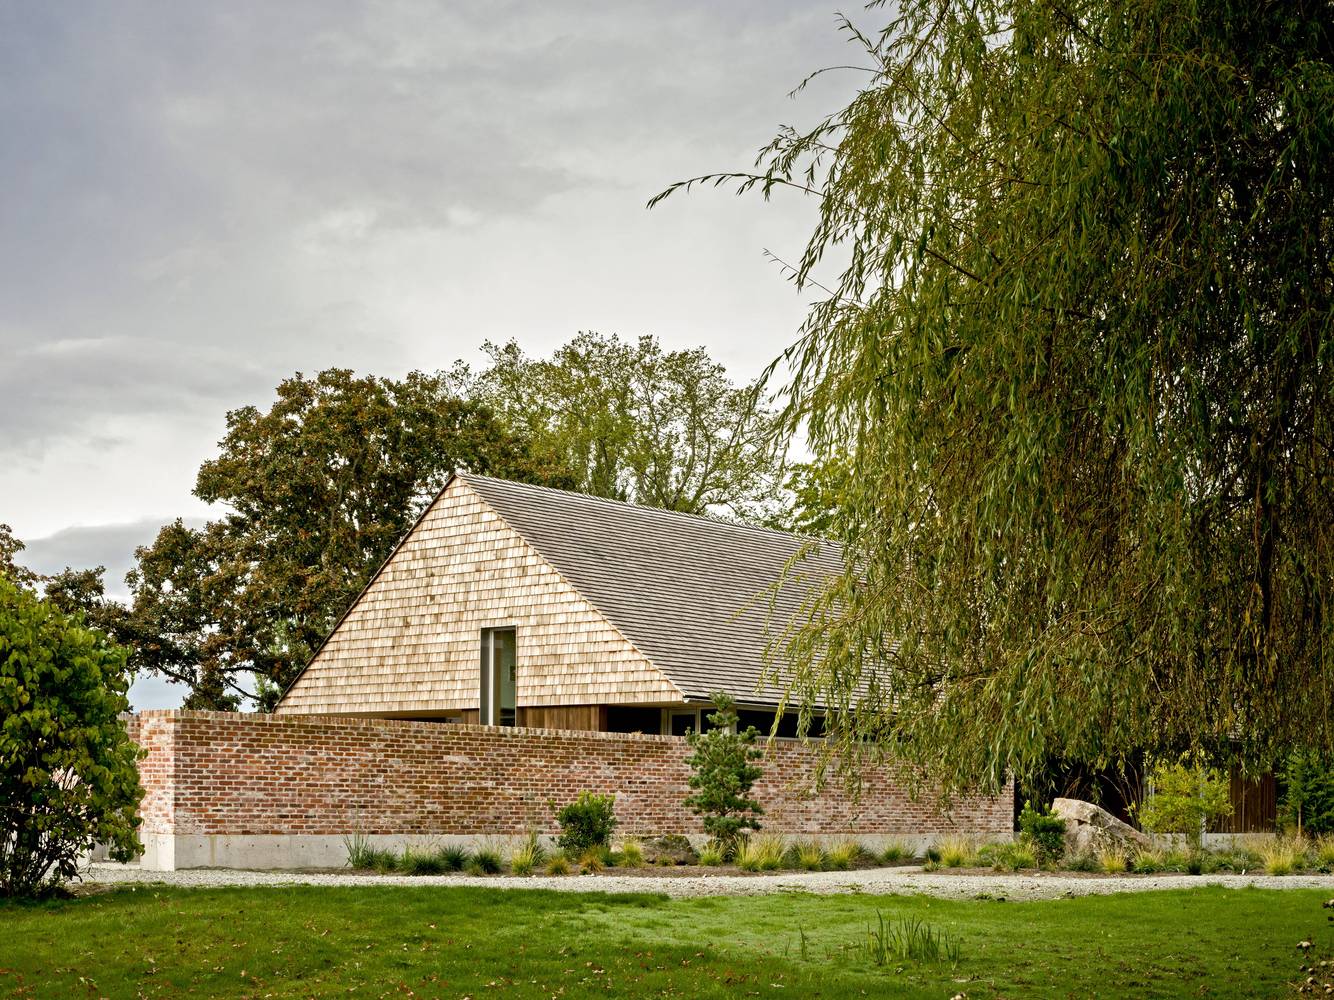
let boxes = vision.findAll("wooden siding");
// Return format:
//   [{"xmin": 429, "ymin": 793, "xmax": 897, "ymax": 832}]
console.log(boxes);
[
  {"xmin": 516, "ymin": 705, "xmax": 607, "ymax": 732},
  {"xmin": 277, "ymin": 479, "xmax": 682, "ymax": 715}
]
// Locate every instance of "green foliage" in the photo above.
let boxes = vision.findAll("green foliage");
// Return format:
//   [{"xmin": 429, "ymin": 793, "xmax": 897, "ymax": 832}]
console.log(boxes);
[
  {"xmin": 683, "ymin": 693, "xmax": 765, "ymax": 854},
  {"xmin": 860, "ymin": 911, "xmax": 961, "ymax": 966},
  {"xmin": 1135, "ymin": 759, "xmax": 1233, "ymax": 848},
  {"xmin": 879, "ymin": 841, "xmax": 910, "ymax": 864},
  {"xmin": 399, "ymin": 847, "xmax": 446, "ymax": 876},
  {"xmin": 509, "ymin": 835, "xmax": 545, "ymax": 877},
  {"xmin": 438, "ymin": 845, "xmax": 469, "ymax": 872},
  {"xmin": 0, "ymin": 579, "xmax": 143, "ymax": 896},
  {"xmin": 696, "ymin": 842, "xmax": 723, "ymax": 867},
  {"xmin": 658, "ymin": 1, "xmax": 1334, "ymax": 790},
  {"xmin": 735, "ymin": 835, "xmax": 785, "ymax": 872},
  {"xmin": 554, "ymin": 791, "xmax": 618, "ymax": 857},
  {"xmin": 616, "ymin": 839, "xmax": 644, "ymax": 869},
  {"xmin": 476, "ymin": 333, "xmax": 784, "ymax": 521},
  {"xmin": 1018, "ymin": 801, "xmax": 1067, "ymax": 864},
  {"xmin": 795, "ymin": 841, "xmax": 827, "ymax": 870},
  {"xmin": 467, "ymin": 847, "xmax": 503, "ymax": 875},
  {"xmin": 977, "ymin": 841, "xmax": 1036, "ymax": 872},
  {"xmin": 127, "ymin": 368, "xmax": 565, "ymax": 709},
  {"xmin": 1278, "ymin": 750, "xmax": 1334, "ymax": 836},
  {"xmin": 934, "ymin": 835, "xmax": 974, "ymax": 868},
  {"xmin": 543, "ymin": 852, "xmax": 571, "ymax": 875}
]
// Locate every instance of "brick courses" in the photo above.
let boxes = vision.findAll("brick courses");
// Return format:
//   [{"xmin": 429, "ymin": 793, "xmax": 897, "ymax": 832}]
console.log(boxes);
[{"xmin": 126, "ymin": 710, "xmax": 1013, "ymax": 841}]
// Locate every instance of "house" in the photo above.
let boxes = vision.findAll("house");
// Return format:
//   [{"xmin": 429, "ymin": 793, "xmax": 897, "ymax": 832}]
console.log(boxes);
[
  {"xmin": 128, "ymin": 473, "xmax": 1015, "ymax": 870},
  {"xmin": 276, "ymin": 471, "xmax": 842, "ymax": 738}
]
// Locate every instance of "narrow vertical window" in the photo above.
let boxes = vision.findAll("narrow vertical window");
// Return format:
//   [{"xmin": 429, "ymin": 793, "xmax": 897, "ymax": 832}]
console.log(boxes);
[{"xmin": 480, "ymin": 627, "xmax": 517, "ymax": 726}]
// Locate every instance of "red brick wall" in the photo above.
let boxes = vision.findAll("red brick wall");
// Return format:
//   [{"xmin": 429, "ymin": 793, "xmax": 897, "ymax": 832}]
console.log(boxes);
[{"xmin": 126, "ymin": 710, "xmax": 1012, "ymax": 839}]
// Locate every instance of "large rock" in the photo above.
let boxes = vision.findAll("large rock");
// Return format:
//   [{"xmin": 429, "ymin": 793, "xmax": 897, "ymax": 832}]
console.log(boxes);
[
  {"xmin": 1051, "ymin": 798, "xmax": 1152, "ymax": 856},
  {"xmin": 640, "ymin": 835, "xmax": 698, "ymax": 866}
]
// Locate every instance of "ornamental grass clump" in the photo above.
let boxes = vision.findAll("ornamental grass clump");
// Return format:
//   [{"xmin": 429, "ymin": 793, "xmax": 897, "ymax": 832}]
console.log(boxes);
[
  {"xmin": 508, "ymin": 834, "xmax": 545, "ymax": 877},
  {"xmin": 796, "ymin": 841, "xmax": 827, "ymax": 871},
  {"xmin": 935, "ymin": 835, "xmax": 975, "ymax": 868},
  {"xmin": 467, "ymin": 846, "xmax": 503, "ymax": 875},
  {"xmin": 616, "ymin": 839, "xmax": 644, "ymax": 868},
  {"xmin": 697, "ymin": 843, "xmax": 724, "ymax": 867},
  {"xmin": 544, "ymin": 852, "xmax": 571, "ymax": 875},
  {"xmin": 578, "ymin": 847, "xmax": 606, "ymax": 873},
  {"xmin": 1259, "ymin": 837, "xmax": 1304, "ymax": 876},
  {"xmin": 826, "ymin": 840, "xmax": 861, "ymax": 871},
  {"xmin": 437, "ymin": 845, "xmax": 469, "ymax": 872},
  {"xmin": 1097, "ymin": 846, "xmax": 1130, "ymax": 874},
  {"xmin": 736, "ymin": 835, "xmax": 785, "ymax": 871},
  {"xmin": 399, "ymin": 846, "xmax": 446, "ymax": 876},
  {"xmin": 880, "ymin": 841, "xmax": 911, "ymax": 864}
]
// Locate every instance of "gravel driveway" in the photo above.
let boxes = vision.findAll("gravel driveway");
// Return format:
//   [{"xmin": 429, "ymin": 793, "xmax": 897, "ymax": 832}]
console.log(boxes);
[{"xmin": 85, "ymin": 862, "xmax": 1334, "ymax": 901}]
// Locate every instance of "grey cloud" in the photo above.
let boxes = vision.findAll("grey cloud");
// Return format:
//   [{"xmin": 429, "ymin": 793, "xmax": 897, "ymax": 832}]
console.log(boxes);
[{"xmin": 18, "ymin": 516, "xmax": 205, "ymax": 600}]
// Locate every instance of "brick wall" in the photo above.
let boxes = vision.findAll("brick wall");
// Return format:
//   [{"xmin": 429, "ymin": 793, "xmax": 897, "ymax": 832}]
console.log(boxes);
[{"xmin": 126, "ymin": 710, "xmax": 1012, "ymax": 842}]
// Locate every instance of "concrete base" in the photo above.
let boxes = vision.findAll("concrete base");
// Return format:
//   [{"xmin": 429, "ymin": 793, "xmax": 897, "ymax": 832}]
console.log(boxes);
[{"xmin": 134, "ymin": 830, "xmax": 1012, "ymax": 871}]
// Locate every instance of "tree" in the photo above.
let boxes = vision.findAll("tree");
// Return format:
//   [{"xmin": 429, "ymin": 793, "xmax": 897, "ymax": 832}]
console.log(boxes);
[
  {"xmin": 475, "ymin": 333, "xmax": 785, "ymax": 521},
  {"xmin": 0, "ymin": 577, "xmax": 142, "ymax": 896},
  {"xmin": 129, "ymin": 368, "xmax": 568, "ymax": 709},
  {"xmin": 1134, "ymin": 758, "xmax": 1233, "ymax": 850},
  {"xmin": 683, "ymin": 693, "xmax": 765, "ymax": 854},
  {"xmin": 656, "ymin": 1, "xmax": 1333, "ymax": 790},
  {"xmin": 1278, "ymin": 750, "xmax": 1334, "ymax": 837},
  {"xmin": 0, "ymin": 524, "xmax": 38, "ymax": 589}
]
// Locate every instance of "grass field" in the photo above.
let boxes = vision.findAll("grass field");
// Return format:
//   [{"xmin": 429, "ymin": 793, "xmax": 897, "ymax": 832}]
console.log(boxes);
[{"xmin": 1, "ymin": 884, "xmax": 1329, "ymax": 998}]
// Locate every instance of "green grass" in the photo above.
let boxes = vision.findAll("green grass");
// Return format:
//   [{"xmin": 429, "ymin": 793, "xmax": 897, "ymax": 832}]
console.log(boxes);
[{"xmin": 0, "ymin": 885, "xmax": 1327, "ymax": 998}]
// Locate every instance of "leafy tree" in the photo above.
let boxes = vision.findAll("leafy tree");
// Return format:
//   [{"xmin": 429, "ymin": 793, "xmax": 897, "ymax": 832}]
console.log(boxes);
[
  {"xmin": 683, "ymin": 693, "xmax": 765, "ymax": 854},
  {"xmin": 476, "ymin": 333, "xmax": 785, "ymax": 520},
  {"xmin": 657, "ymin": 1, "xmax": 1334, "ymax": 789},
  {"xmin": 0, "ymin": 524, "xmax": 38, "ymax": 589},
  {"xmin": 1278, "ymin": 750, "xmax": 1334, "ymax": 836},
  {"xmin": 0, "ymin": 577, "xmax": 142, "ymax": 896},
  {"xmin": 766, "ymin": 456, "xmax": 852, "ymax": 538},
  {"xmin": 1134, "ymin": 758, "xmax": 1233, "ymax": 849},
  {"xmin": 129, "ymin": 368, "xmax": 567, "ymax": 709}
]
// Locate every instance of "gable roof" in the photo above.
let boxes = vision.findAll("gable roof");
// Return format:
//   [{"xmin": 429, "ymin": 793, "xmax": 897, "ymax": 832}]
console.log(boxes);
[{"xmin": 456, "ymin": 472, "xmax": 843, "ymax": 703}]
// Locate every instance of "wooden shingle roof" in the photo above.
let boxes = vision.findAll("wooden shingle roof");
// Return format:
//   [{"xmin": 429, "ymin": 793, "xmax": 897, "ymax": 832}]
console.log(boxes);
[{"xmin": 458, "ymin": 472, "xmax": 844, "ymax": 703}]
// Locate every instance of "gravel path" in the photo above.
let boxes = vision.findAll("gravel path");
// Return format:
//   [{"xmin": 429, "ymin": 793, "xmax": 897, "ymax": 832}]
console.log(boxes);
[{"xmin": 85, "ymin": 863, "xmax": 1334, "ymax": 901}]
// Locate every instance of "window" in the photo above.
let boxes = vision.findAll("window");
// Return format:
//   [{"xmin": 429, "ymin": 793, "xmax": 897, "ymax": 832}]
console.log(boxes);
[
  {"xmin": 480, "ymin": 628, "xmax": 516, "ymax": 726},
  {"xmin": 736, "ymin": 708, "xmax": 825, "ymax": 740},
  {"xmin": 606, "ymin": 706, "xmax": 662, "ymax": 734}
]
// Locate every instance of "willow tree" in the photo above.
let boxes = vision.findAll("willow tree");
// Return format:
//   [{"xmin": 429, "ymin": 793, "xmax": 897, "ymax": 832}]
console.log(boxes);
[{"xmin": 655, "ymin": 1, "xmax": 1332, "ymax": 792}]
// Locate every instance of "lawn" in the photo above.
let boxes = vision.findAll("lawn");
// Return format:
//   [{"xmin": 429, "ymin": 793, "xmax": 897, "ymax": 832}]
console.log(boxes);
[{"xmin": 1, "ymin": 885, "xmax": 1328, "ymax": 999}]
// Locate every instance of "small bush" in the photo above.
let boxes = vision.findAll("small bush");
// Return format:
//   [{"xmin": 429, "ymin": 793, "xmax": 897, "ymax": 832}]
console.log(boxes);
[
  {"xmin": 1063, "ymin": 852, "xmax": 1098, "ymax": 873},
  {"xmin": 935, "ymin": 835, "xmax": 975, "ymax": 868},
  {"xmin": 1135, "ymin": 757, "xmax": 1232, "ymax": 850},
  {"xmin": 697, "ymin": 843, "xmax": 724, "ymax": 866},
  {"xmin": 400, "ymin": 846, "xmax": 445, "ymax": 876},
  {"xmin": 438, "ymin": 845, "xmax": 469, "ymax": 872},
  {"xmin": 826, "ymin": 840, "xmax": 861, "ymax": 871},
  {"xmin": 796, "ymin": 842, "xmax": 827, "ymax": 871},
  {"xmin": 555, "ymin": 791, "xmax": 618, "ymax": 857},
  {"xmin": 1018, "ymin": 801, "xmax": 1067, "ymax": 864},
  {"xmin": 1097, "ymin": 846, "xmax": 1129, "ymax": 873},
  {"xmin": 880, "ymin": 841, "xmax": 911, "ymax": 864},
  {"xmin": 1259, "ymin": 837, "xmax": 1303, "ymax": 876},
  {"xmin": 545, "ymin": 852, "xmax": 571, "ymax": 875}
]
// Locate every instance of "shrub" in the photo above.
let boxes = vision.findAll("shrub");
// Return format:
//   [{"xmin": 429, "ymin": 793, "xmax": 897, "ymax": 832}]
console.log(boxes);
[
  {"xmin": 554, "ymin": 791, "xmax": 618, "ymax": 857},
  {"xmin": 1259, "ymin": 837, "xmax": 1304, "ymax": 876},
  {"xmin": 1063, "ymin": 852, "xmax": 1099, "ymax": 873},
  {"xmin": 697, "ymin": 842, "xmax": 724, "ymax": 866},
  {"xmin": 683, "ymin": 693, "xmax": 764, "ymax": 855},
  {"xmin": 1134, "ymin": 757, "xmax": 1233, "ymax": 850},
  {"xmin": 796, "ymin": 842, "xmax": 826, "ymax": 871},
  {"xmin": 935, "ymin": 835, "xmax": 974, "ymax": 868},
  {"xmin": 0, "ymin": 579, "xmax": 143, "ymax": 897},
  {"xmin": 544, "ymin": 852, "xmax": 571, "ymax": 875},
  {"xmin": 880, "ymin": 841, "xmax": 911, "ymax": 864},
  {"xmin": 617, "ymin": 838, "xmax": 644, "ymax": 868},
  {"xmin": 399, "ymin": 846, "xmax": 446, "ymax": 876},
  {"xmin": 1278, "ymin": 750, "xmax": 1334, "ymax": 836},
  {"xmin": 1018, "ymin": 801, "xmax": 1067, "ymax": 864},
  {"xmin": 826, "ymin": 840, "xmax": 860, "ymax": 871}
]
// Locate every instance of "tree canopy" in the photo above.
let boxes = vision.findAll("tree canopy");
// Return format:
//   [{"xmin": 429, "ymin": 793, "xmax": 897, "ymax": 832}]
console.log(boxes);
[
  {"xmin": 658, "ymin": 0, "xmax": 1332, "ymax": 790},
  {"xmin": 475, "ymin": 332, "xmax": 785, "ymax": 520},
  {"xmin": 127, "ymin": 368, "xmax": 564, "ymax": 709}
]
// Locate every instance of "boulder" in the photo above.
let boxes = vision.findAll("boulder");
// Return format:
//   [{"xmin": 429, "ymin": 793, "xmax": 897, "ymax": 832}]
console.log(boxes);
[
  {"xmin": 1051, "ymin": 797, "xmax": 1152, "ymax": 856},
  {"xmin": 640, "ymin": 835, "xmax": 698, "ymax": 866}
]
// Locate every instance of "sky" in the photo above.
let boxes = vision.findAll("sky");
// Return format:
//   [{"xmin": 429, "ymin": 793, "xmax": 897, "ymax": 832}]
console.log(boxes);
[{"xmin": 0, "ymin": 1, "xmax": 863, "ymax": 708}]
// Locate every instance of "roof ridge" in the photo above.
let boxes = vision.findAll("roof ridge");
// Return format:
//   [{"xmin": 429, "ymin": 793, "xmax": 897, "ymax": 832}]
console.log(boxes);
[{"xmin": 457, "ymin": 471, "xmax": 837, "ymax": 548}]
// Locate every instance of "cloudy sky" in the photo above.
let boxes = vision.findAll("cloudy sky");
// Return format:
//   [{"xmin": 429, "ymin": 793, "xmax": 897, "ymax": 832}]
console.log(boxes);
[{"xmin": 1, "ymin": 1, "xmax": 861, "ymax": 706}]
